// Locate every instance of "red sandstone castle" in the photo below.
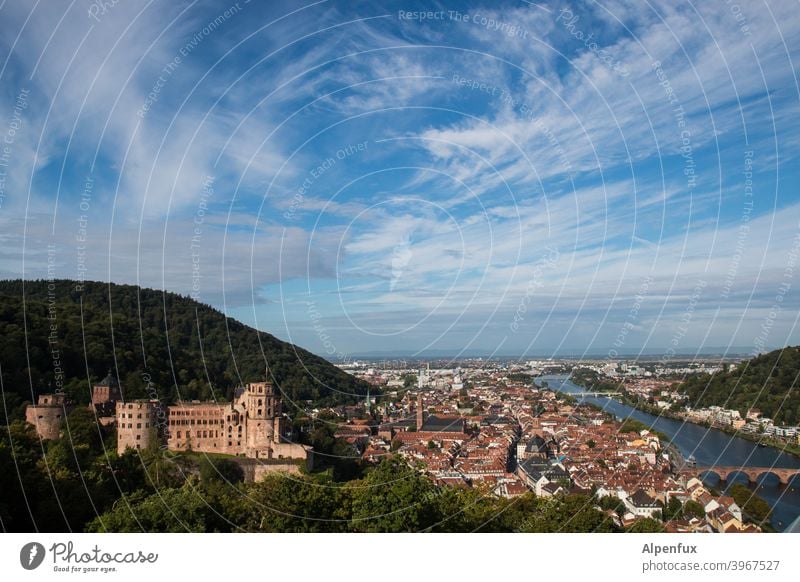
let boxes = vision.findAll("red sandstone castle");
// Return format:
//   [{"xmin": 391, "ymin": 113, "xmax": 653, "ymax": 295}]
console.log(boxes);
[{"xmin": 26, "ymin": 368, "xmax": 310, "ymax": 463}]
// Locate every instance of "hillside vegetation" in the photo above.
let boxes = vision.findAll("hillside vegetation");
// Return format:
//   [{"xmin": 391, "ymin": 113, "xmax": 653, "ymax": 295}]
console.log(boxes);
[
  {"xmin": 0, "ymin": 279, "xmax": 369, "ymax": 421},
  {"xmin": 679, "ymin": 347, "xmax": 800, "ymax": 425}
]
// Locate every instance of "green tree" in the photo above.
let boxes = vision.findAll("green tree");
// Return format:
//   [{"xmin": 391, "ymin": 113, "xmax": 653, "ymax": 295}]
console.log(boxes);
[
  {"xmin": 683, "ymin": 499, "xmax": 705, "ymax": 519},
  {"xmin": 200, "ymin": 457, "xmax": 244, "ymax": 485},
  {"xmin": 350, "ymin": 457, "xmax": 439, "ymax": 532},
  {"xmin": 598, "ymin": 495, "xmax": 625, "ymax": 518},
  {"xmin": 626, "ymin": 517, "xmax": 665, "ymax": 532},
  {"xmin": 518, "ymin": 495, "xmax": 615, "ymax": 533},
  {"xmin": 430, "ymin": 486, "xmax": 508, "ymax": 532},
  {"xmin": 729, "ymin": 484, "xmax": 772, "ymax": 524},
  {"xmin": 403, "ymin": 374, "xmax": 418, "ymax": 389},
  {"xmin": 234, "ymin": 472, "xmax": 350, "ymax": 532},
  {"xmin": 663, "ymin": 496, "xmax": 683, "ymax": 521},
  {"xmin": 86, "ymin": 486, "xmax": 216, "ymax": 532}
]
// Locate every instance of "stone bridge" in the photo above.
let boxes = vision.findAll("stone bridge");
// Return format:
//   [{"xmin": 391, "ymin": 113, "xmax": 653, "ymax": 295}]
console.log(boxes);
[
  {"xmin": 571, "ymin": 392, "xmax": 622, "ymax": 397},
  {"xmin": 679, "ymin": 466, "xmax": 800, "ymax": 486}
]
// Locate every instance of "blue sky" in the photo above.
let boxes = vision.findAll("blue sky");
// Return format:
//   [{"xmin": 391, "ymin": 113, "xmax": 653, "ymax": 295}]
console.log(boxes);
[{"xmin": 1, "ymin": 0, "xmax": 799, "ymax": 358}]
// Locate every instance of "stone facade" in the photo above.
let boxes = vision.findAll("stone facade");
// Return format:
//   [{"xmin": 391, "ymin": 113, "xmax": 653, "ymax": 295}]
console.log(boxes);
[
  {"xmin": 91, "ymin": 371, "xmax": 123, "ymax": 423},
  {"xmin": 25, "ymin": 393, "xmax": 74, "ymax": 440},
  {"xmin": 165, "ymin": 378, "xmax": 309, "ymax": 461},
  {"xmin": 26, "ymin": 369, "xmax": 310, "ymax": 465},
  {"xmin": 116, "ymin": 400, "xmax": 161, "ymax": 454},
  {"xmin": 92, "ymin": 371, "xmax": 122, "ymax": 406}
]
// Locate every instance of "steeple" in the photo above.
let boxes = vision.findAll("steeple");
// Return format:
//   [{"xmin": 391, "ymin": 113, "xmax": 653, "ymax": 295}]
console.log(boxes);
[{"xmin": 416, "ymin": 392, "xmax": 424, "ymax": 431}]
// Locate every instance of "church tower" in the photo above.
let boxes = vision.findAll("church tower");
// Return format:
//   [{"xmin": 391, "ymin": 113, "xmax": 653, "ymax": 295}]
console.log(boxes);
[{"xmin": 416, "ymin": 392, "xmax": 424, "ymax": 431}]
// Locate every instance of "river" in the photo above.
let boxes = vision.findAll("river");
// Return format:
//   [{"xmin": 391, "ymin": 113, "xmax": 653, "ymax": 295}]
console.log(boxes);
[{"xmin": 540, "ymin": 375, "xmax": 800, "ymax": 531}]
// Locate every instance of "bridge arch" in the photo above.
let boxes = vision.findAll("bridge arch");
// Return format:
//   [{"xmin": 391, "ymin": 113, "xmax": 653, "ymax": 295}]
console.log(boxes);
[
  {"xmin": 696, "ymin": 468, "xmax": 724, "ymax": 482},
  {"xmin": 687, "ymin": 467, "xmax": 800, "ymax": 486},
  {"xmin": 780, "ymin": 471, "xmax": 800, "ymax": 486},
  {"xmin": 753, "ymin": 470, "xmax": 783, "ymax": 484}
]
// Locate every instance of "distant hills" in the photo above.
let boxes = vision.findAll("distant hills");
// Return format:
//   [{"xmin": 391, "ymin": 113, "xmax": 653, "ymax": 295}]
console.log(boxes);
[
  {"xmin": 679, "ymin": 347, "xmax": 800, "ymax": 425},
  {"xmin": 0, "ymin": 279, "xmax": 370, "ymax": 421}
]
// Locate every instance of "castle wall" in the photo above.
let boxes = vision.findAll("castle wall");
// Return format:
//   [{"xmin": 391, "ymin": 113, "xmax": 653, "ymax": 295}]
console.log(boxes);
[
  {"xmin": 167, "ymin": 403, "xmax": 232, "ymax": 454},
  {"xmin": 252, "ymin": 463, "xmax": 303, "ymax": 480},
  {"xmin": 26, "ymin": 405, "xmax": 66, "ymax": 440},
  {"xmin": 270, "ymin": 442, "xmax": 310, "ymax": 461},
  {"xmin": 92, "ymin": 385, "xmax": 120, "ymax": 405}
]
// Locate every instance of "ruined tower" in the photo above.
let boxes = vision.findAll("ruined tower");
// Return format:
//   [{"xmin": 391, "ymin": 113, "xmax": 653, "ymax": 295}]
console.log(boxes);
[
  {"xmin": 244, "ymin": 366, "xmax": 284, "ymax": 456},
  {"xmin": 25, "ymin": 393, "xmax": 74, "ymax": 440}
]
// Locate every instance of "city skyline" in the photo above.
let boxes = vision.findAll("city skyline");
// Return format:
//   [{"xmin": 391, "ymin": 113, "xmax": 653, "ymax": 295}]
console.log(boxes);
[{"xmin": 1, "ymin": 0, "xmax": 799, "ymax": 357}]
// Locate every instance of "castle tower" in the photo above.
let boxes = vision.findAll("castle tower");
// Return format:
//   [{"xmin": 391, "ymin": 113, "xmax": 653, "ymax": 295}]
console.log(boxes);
[
  {"xmin": 25, "ymin": 393, "xmax": 74, "ymax": 440},
  {"xmin": 116, "ymin": 400, "xmax": 160, "ymax": 454},
  {"xmin": 244, "ymin": 367, "xmax": 283, "ymax": 455},
  {"xmin": 92, "ymin": 370, "xmax": 122, "ymax": 406}
]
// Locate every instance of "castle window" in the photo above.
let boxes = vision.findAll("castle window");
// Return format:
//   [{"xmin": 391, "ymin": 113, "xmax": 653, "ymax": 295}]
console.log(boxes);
[
  {"xmin": 177, "ymin": 431, "xmax": 181, "ymax": 438},
  {"xmin": 136, "ymin": 435, "xmax": 141, "ymax": 440},
  {"xmin": 258, "ymin": 399, "xmax": 262, "ymax": 406},
  {"xmin": 136, "ymin": 423, "xmax": 141, "ymax": 429},
  {"xmin": 145, "ymin": 423, "xmax": 149, "ymax": 428},
  {"xmin": 258, "ymin": 410, "xmax": 262, "ymax": 416},
  {"xmin": 228, "ymin": 441, "xmax": 232, "ymax": 447},
  {"xmin": 137, "ymin": 413, "xmax": 142, "ymax": 419}
]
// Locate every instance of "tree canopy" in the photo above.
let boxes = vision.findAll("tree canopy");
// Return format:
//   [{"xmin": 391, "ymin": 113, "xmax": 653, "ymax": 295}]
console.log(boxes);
[{"xmin": 678, "ymin": 347, "xmax": 800, "ymax": 424}]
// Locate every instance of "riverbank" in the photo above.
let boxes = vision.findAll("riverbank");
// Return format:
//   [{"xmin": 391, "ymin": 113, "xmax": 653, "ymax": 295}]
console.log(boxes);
[
  {"xmin": 555, "ymin": 376, "xmax": 800, "ymax": 459},
  {"xmin": 612, "ymin": 389, "xmax": 800, "ymax": 459}
]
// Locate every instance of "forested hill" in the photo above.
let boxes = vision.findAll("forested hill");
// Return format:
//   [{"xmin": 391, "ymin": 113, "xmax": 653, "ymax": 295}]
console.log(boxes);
[
  {"xmin": 0, "ymin": 279, "xmax": 370, "ymax": 420},
  {"xmin": 679, "ymin": 347, "xmax": 800, "ymax": 425}
]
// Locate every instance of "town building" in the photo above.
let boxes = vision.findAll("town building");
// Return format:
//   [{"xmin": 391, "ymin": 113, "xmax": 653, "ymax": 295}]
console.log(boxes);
[{"xmin": 624, "ymin": 489, "xmax": 661, "ymax": 518}]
